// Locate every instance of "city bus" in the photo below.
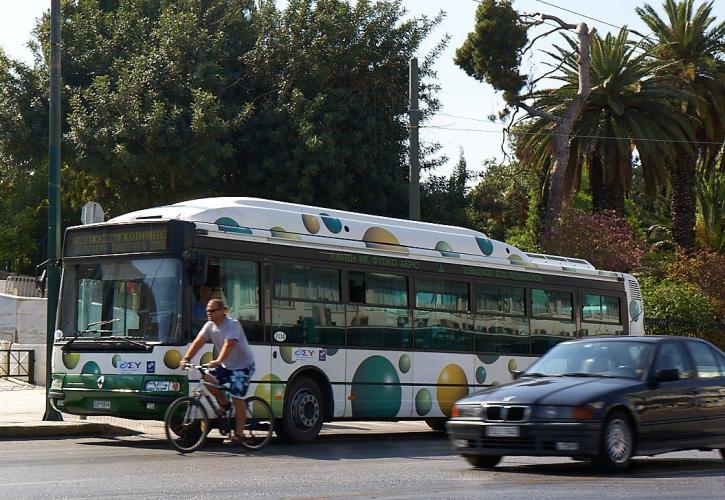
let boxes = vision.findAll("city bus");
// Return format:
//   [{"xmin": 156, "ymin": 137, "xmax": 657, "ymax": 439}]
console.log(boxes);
[{"xmin": 49, "ymin": 197, "xmax": 645, "ymax": 442}]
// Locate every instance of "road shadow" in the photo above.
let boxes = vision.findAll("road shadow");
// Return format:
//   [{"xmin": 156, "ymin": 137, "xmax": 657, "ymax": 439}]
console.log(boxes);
[
  {"xmin": 78, "ymin": 431, "xmax": 454, "ymax": 461},
  {"xmin": 460, "ymin": 454, "xmax": 725, "ymax": 479}
]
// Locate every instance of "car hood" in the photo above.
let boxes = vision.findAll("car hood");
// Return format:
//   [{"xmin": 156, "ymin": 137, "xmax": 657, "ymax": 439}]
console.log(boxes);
[{"xmin": 460, "ymin": 376, "xmax": 641, "ymax": 406}]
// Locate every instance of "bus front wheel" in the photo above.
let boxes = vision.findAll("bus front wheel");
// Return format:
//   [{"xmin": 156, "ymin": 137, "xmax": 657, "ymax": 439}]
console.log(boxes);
[{"xmin": 279, "ymin": 376, "xmax": 324, "ymax": 443}]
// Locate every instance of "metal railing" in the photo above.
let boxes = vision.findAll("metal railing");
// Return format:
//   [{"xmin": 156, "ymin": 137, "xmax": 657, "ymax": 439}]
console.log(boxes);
[
  {"xmin": 0, "ymin": 349, "xmax": 35, "ymax": 384},
  {"xmin": 1, "ymin": 275, "xmax": 44, "ymax": 297}
]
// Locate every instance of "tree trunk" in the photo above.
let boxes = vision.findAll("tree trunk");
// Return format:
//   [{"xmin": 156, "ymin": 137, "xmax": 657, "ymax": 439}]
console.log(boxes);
[
  {"xmin": 670, "ymin": 159, "xmax": 696, "ymax": 249},
  {"xmin": 541, "ymin": 22, "xmax": 592, "ymax": 240},
  {"xmin": 590, "ymin": 151, "xmax": 625, "ymax": 214}
]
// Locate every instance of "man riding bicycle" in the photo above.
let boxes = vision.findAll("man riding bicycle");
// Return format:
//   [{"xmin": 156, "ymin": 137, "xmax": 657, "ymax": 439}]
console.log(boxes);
[{"xmin": 180, "ymin": 298, "xmax": 255, "ymax": 445}]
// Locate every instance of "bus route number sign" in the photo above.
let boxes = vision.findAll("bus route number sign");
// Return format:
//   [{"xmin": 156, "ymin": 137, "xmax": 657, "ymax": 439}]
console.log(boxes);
[{"xmin": 66, "ymin": 226, "xmax": 168, "ymax": 256}]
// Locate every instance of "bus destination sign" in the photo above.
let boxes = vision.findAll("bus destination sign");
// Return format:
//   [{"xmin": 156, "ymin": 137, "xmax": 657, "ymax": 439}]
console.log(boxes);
[{"xmin": 66, "ymin": 226, "xmax": 168, "ymax": 257}]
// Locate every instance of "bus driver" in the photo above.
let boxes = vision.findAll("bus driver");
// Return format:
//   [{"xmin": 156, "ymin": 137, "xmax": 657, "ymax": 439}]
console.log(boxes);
[{"xmin": 180, "ymin": 298, "xmax": 255, "ymax": 445}]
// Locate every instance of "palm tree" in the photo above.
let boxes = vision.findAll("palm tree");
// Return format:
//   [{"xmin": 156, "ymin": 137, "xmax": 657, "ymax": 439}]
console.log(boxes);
[
  {"xmin": 516, "ymin": 29, "xmax": 694, "ymax": 216},
  {"xmin": 636, "ymin": 0, "xmax": 725, "ymax": 248}
]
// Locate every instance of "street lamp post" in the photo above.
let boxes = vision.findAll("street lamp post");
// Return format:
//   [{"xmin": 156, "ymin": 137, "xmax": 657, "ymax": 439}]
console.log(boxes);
[{"xmin": 44, "ymin": 0, "xmax": 62, "ymax": 421}]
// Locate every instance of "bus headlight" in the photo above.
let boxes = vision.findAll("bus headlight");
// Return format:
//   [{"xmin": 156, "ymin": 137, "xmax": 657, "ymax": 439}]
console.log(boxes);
[
  {"xmin": 51, "ymin": 377, "xmax": 63, "ymax": 389},
  {"xmin": 144, "ymin": 381, "xmax": 181, "ymax": 392}
]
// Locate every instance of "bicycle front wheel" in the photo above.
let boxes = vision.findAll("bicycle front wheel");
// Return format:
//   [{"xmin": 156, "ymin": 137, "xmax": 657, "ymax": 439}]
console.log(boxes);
[
  {"xmin": 164, "ymin": 396, "xmax": 210, "ymax": 453},
  {"xmin": 241, "ymin": 396, "xmax": 274, "ymax": 450}
]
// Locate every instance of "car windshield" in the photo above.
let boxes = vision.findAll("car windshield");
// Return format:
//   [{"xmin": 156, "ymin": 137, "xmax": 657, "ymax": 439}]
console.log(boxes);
[
  {"xmin": 59, "ymin": 257, "xmax": 182, "ymax": 343},
  {"xmin": 525, "ymin": 340, "xmax": 654, "ymax": 379}
]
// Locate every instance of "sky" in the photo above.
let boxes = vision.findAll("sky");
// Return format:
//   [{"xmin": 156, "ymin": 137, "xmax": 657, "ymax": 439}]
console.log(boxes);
[{"xmin": 1, "ymin": 0, "xmax": 723, "ymax": 179}]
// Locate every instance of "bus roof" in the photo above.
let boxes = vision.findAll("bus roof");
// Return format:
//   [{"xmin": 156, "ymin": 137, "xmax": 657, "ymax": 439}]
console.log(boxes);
[{"xmin": 107, "ymin": 197, "xmax": 614, "ymax": 278}]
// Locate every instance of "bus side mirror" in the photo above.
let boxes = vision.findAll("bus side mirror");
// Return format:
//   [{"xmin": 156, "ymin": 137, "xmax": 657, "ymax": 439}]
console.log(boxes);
[{"xmin": 184, "ymin": 251, "xmax": 208, "ymax": 286}]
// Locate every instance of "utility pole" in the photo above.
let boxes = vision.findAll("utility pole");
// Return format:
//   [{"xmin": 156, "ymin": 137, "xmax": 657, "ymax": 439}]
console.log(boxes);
[
  {"xmin": 44, "ymin": 0, "xmax": 62, "ymax": 421},
  {"xmin": 408, "ymin": 57, "xmax": 420, "ymax": 221}
]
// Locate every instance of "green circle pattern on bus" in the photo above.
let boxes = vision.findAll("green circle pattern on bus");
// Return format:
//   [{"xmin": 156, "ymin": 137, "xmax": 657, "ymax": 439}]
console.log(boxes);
[
  {"xmin": 320, "ymin": 213, "xmax": 342, "ymax": 233},
  {"xmin": 254, "ymin": 374, "xmax": 285, "ymax": 416},
  {"xmin": 81, "ymin": 361, "xmax": 101, "ymax": 375},
  {"xmin": 398, "ymin": 354, "xmax": 411, "ymax": 373},
  {"xmin": 476, "ymin": 366, "xmax": 486, "ymax": 384},
  {"xmin": 434, "ymin": 241, "xmax": 460, "ymax": 258},
  {"xmin": 477, "ymin": 354, "xmax": 499, "ymax": 364},
  {"xmin": 415, "ymin": 388, "xmax": 432, "ymax": 415},
  {"xmin": 214, "ymin": 217, "xmax": 252, "ymax": 234},
  {"xmin": 62, "ymin": 352, "xmax": 80, "ymax": 369},
  {"xmin": 351, "ymin": 356, "xmax": 401, "ymax": 417},
  {"xmin": 475, "ymin": 237, "xmax": 494, "ymax": 256}
]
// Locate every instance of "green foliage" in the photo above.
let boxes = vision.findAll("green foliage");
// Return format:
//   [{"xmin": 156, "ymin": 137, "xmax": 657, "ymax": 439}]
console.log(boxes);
[
  {"xmin": 639, "ymin": 276, "xmax": 718, "ymax": 323},
  {"xmin": 421, "ymin": 151, "xmax": 475, "ymax": 229},
  {"xmin": 454, "ymin": 0, "xmax": 528, "ymax": 102},
  {"xmin": 0, "ymin": 0, "xmax": 445, "ymax": 269},
  {"xmin": 236, "ymin": 0, "xmax": 443, "ymax": 217},
  {"xmin": 543, "ymin": 208, "xmax": 647, "ymax": 272},
  {"xmin": 467, "ymin": 159, "xmax": 538, "ymax": 242},
  {"xmin": 696, "ymin": 149, "xmax": 725, "ymax": 251},
  {"xmin": 517, "ymin": 28, "xmax": 695, "ymax": 215}
]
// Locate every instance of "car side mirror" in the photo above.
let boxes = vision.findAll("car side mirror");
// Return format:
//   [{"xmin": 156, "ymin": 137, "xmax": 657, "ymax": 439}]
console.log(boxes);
[
  {"xmin": 512, "ymin": 370, "xmax": 524, "ymax": 380},
  {"xmin": 653, "ymin": 368, "xmax": 680, "ymax": 382}
]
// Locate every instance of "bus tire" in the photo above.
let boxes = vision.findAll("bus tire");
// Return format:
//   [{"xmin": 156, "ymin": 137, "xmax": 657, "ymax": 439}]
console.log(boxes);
[
  {"xmin": 280, "ymin": 376, "xmax": 324, "ymax": 443},
  {"xmin": 425, "ymin": 418, "xmax": 446, "ymax": 432}
]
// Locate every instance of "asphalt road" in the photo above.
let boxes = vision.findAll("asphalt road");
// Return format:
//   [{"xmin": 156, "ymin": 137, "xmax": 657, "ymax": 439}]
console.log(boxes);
[{"xmin": 0, "ymin": 432, "xmax": 723, "ymax": 499}]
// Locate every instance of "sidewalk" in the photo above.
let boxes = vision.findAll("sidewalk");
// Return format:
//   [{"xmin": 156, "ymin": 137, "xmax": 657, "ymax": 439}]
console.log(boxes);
[{"xmin": 0, "ymin": 377, "xmax": 437, "ymax": 440}]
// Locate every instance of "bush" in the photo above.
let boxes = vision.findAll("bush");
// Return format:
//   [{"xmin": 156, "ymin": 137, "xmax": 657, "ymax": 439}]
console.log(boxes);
[
  {"xmin": 665, "ymin": 250, "xmax": 725, "ymax": 318},
  {"xmin": 639, "ymin": 276, "xmax": 718, "ymax": 324},
  {"xmin": 543, "ymin": 209, "xmax": 647, "ymax": 272}
]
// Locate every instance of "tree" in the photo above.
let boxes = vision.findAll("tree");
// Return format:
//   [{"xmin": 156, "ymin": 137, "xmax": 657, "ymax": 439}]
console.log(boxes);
[
  {"xmin": 236, "ymin": 0, "xmax": 444, "ymax": 217},
  {"xmin": 517, "ymin": 29, "xmax": 695, "ymax": 215},
  {"xmin": 421, "ymin": 150, "xmax": 474, "ymax": 228},
  {"xmin": 455, "ymin": 0, "xmax": 594, "ymax": 238},
  {"xmin": 637, "ymin": 0, "xmax": 725, "ymax": 248},
  {"xmin": 40, "ymin": 0, "xmax": 259, "ymax": 216}
]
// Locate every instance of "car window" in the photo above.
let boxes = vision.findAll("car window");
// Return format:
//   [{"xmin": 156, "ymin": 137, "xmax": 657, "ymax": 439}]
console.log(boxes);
[
  {"xmin": 652, "ymin": 342, "xmax": 694, "ymax": 379},
  {"xmin": 685, "ymin": 341, "xmax": 722, "ymax": 379}
]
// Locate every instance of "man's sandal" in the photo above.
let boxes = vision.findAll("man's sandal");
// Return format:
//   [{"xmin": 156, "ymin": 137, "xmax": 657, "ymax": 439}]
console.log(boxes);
[{"xmin": 222, "ymin": 434, "xmax": 244, "ymax": 445}]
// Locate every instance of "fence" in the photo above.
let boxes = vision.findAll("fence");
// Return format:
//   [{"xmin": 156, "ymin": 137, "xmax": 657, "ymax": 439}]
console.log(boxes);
[
  {"xmin": 2, "ymin": 275, "xmax": 44, "ymax": 298},
  {"xmin": 644, "ymin": 318, "xmax": 725, "ymax": 350},
  {"xmin": 0, "ymin": 348, "xmax": 35, "ymax": 384}
]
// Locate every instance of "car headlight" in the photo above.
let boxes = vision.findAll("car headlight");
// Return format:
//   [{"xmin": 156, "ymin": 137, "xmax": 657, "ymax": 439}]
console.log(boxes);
[
  {"xmin": 452, "ymin": 404, "xmax": 482, "ymax": 418},
  {"xmin": 536, "ymin": 405, "xmax": 595, "ymax": 420},
  {"xmin": 144, "ymin": 380, "xmax": 181, "ymax": 392}
]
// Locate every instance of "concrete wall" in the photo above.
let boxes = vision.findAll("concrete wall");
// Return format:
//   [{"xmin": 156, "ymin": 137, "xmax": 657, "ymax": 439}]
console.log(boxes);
[
  {"xmin": 0, "ymin": 293, "xmax": 47, "ymax": 343},
  {"xmin": 0, "ymin": 294, "xmax": 48, "ymax": 385}
]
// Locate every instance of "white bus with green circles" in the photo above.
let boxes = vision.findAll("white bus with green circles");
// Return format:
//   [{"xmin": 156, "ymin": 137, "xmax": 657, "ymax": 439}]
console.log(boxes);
[{"xmin": 50, "ymin": 198, "xmax": 644, "ymax": 442}]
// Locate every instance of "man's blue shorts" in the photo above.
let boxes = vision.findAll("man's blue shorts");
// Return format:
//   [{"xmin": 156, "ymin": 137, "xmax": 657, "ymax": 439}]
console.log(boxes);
[{"xmin": 209, "ymin": 363, "xmax": 255, "ymax": 400}]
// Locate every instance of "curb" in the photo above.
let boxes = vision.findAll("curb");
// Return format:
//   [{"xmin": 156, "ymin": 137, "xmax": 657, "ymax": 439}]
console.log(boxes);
[{"xmin": 0, "ymin": 422, "xmax": 140, "ymax": 439}]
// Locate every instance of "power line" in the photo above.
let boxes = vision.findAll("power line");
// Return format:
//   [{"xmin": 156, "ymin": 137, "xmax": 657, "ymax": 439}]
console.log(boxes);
[{"xmin": 422, "ymin": 124, "xmax": 725, "ymax": 146}]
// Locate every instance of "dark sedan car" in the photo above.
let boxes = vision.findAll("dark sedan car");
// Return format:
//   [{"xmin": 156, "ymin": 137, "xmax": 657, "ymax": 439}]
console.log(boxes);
[{"xmin": 446, "ymin": 336, "xmax": 725, "ymax": 471}]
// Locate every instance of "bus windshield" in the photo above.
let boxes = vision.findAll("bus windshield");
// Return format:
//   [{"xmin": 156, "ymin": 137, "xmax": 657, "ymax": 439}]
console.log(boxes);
[{"xmin": 59, "ymin": 257, "xmax": 182, "ymax": 343}]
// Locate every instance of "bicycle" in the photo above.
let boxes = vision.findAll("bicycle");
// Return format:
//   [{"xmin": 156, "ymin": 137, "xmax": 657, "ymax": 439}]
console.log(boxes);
[{"xmin": 164, "ymin": 364, "xmax": 274, "ymax": 453}]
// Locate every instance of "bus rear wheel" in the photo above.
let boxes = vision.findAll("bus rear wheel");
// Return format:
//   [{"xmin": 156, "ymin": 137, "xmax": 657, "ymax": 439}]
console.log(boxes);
[
  {"xmin": 425, "ymin": 418, "xmax": 446, "ymax": 431},
  {"xmin": 279, "ymin": 376, "xmax": 324, "ymax": 443}
]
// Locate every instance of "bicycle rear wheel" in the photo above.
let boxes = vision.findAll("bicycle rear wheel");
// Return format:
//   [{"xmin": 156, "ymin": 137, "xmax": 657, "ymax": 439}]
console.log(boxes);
[
  {"xmin": 241, "ymin": 396, "xmax": 274, "ymax": 450},
  {"xmin": 164, "ymin": 396, "xmax": 210, "ymax": 453}
]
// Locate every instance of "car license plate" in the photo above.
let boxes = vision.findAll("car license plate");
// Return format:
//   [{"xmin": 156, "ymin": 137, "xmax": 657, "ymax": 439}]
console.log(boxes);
[
  {"xmin": 486, "ymin": 425, "xmax": 519, "ymax": 437},
  {"xmin": 92, "ymin": 400, "xmax": 111, "ymax": 410}
]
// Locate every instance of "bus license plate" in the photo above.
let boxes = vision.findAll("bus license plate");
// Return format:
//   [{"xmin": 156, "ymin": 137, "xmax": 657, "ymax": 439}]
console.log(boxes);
[
  {"xmin": 486, "ymin": 425, "xmax": 519, "ymax": 437},
  {"xmin": 93, "ymin": 400, "xmax": 111, "ymax": 410}
]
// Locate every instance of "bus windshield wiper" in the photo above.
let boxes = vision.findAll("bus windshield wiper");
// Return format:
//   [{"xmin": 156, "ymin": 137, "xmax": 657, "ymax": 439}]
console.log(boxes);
[
  {"xmin": 104, "ymin": 336, "xmax": 152, "ymax": 351},
  {"xmin": 62, "ymin": 318, "xmax": 120, "ymax": 352}
]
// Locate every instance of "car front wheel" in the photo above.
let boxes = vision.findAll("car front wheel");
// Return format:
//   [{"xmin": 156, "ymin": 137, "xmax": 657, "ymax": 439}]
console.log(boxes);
[
  {"xmin": 463, "ymin": 454, "xmax": 502, "ymax": 469},
  {"xmin": 593, "ymin": 410, "xmax": 634, "ymax": 472}
]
